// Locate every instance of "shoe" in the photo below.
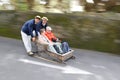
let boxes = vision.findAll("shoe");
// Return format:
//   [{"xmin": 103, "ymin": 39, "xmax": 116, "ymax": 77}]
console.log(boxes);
[
  {"xmin": 32, "ymin": 51, "xmax": 38, "ymax": 54},
  {"xmin": 27, "ymin": 51, "xmax": 34, "ymax": 56}
]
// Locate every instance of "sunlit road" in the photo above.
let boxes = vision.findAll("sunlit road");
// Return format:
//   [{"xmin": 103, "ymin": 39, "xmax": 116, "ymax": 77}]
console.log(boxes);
[{"xmin": 0, "ymin": 36, "xmax": 120, "ymax": 80}]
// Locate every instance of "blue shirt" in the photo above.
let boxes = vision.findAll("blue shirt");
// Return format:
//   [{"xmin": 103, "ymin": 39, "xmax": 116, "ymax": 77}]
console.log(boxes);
[{"xmin": 21, "ymin": 19, "xmax": 39, "ymax": 37}]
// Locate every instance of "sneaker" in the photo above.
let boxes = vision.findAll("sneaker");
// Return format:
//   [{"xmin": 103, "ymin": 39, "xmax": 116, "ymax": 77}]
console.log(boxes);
[{"xmin": 27, "ymin": 51, "xmax": 34, "ymax": 56}]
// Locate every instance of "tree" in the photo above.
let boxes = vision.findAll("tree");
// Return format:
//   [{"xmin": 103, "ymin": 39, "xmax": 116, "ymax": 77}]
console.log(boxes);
[{"xmin": 26, "ymin": 0, "xmax": 34, "ymax": 10}]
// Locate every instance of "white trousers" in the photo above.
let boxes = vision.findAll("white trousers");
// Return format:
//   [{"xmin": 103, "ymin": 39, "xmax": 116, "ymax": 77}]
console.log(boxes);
[{"xmin": 21, "ymin": 31, "xmax": 32, "ymax": 53}]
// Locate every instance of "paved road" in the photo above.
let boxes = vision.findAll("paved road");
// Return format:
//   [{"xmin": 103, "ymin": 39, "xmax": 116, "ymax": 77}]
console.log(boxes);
[{"xmin": 0, "ymin": 36, "xmax": 120, "ymax": 80}]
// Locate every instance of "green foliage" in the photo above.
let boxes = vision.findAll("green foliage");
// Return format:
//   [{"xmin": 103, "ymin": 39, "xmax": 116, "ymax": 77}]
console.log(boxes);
[
  {"xmin": 0, "ymin": 27, "xmax": 21, "ymax": 39},
  {"xmin": 17, "ymin": 4, "xmax": 28, "ymax": 11},
  {"xmin": 107, "ymin": 5, "xmax": 120, "ymax": 13}
]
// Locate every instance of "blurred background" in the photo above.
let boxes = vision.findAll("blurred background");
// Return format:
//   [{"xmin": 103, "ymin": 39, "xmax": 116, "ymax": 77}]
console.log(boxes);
[
  {"xmin": 0, "ymin": 0, "xmax": 120, "ymax": 55},
  {"xmin": 0, "ymin": 0, "xmax": 120, "ymax": 13}
]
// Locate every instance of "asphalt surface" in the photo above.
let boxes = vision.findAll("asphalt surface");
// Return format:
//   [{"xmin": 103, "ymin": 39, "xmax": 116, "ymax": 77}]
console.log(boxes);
[{"xmin": 0, "ymin": 36, "xmax": 120, "ymax": 80}]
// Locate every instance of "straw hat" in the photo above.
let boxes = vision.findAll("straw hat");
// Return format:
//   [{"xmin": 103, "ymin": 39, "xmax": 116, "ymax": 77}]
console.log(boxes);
[
  {"xmin": 35, "ymin": 15, "xmax": 41, "ymax": 20},
  {"xmin": 42, "ymin": 16, "xmax": 48, "ymax": 21}
]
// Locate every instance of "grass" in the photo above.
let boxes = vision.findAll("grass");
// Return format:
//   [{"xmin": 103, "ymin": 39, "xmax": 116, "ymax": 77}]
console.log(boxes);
[{"xmin": 0, "ymin": 27, "xmax": 21, "ymax": 39}]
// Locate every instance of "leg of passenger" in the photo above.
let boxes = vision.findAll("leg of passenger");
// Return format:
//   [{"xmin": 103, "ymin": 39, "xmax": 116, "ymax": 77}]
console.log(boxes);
[
  {"xmin": 62, "ymin": 42, "xmax": 70, "ymax": 53},
  {"xmin": 47, "ymin": 44, "xmax": 58, "ymax": 53},
  {"xmin": 53, "ymin": 45, "xmax": 60, "ymax": 53},
  {"xmin": 55, "ymin": 42, "xmax": 63, "ymax": 53},
  {"xmin": 64, "ymin": 42, "xmax": 70, "ymax": 52}
]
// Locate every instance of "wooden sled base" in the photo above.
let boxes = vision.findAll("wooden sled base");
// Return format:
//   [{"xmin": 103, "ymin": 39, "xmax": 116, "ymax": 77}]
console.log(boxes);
[{"xmin": 33, "ymin": 50, "xmax": 75, "ymax": 64}]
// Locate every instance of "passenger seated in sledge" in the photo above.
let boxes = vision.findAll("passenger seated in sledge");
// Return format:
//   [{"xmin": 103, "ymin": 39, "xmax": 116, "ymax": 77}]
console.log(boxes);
[
  {"xmin": 45, "ymin": 26, "xmax": 71, "ymax": 53},
  {"xmin": 37, "ymin": 29, "xmax": 63, "ymax": 54}
]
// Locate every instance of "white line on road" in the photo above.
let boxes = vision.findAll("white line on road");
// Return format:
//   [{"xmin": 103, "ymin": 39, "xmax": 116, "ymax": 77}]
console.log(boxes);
[
  {"xmin": 92, "ymin": 64, "xmax": 106, "ymax": 69},
  {"xmin": 19, "ymin": 58, "xmax": 93, "ymax": 75}
]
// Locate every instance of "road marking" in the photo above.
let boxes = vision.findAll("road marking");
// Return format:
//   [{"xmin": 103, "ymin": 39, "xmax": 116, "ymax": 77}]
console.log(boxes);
[
  {"xmin": 19, "ymin": 59, "xmax": 93, "ymax": 75},
  {"xmin": 92, "ymin": 64, "xmax": 106, "ymax": 69}
]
